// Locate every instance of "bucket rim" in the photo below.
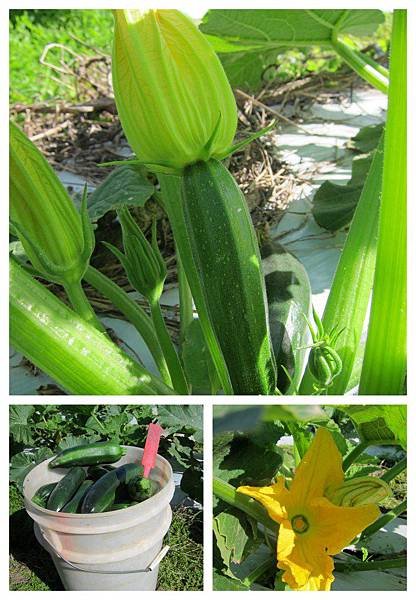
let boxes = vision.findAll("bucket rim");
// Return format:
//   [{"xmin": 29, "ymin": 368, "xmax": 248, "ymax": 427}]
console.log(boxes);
[{"xmin": 23, "ymin": 445, "xmax": 173, "ymax": 519}]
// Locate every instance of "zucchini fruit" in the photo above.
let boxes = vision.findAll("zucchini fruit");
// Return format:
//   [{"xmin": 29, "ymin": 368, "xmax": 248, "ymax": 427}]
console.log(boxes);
[
  {"xmin": 81, "ymin": 463, "xmax": 141, "ymax": 514},
  {"xmin": 49, "ymin": 442, "xmax": 125, "ymax": 468},
  {"xmin": 182, "ymin": 159, "xmax": 276, "ymax": 394},
  {"xmin": 46, "ymin": 467, "xmax": 86, "ymax": 511},
  {"xmin": 87, "ymin": 465, "xmax": 115, "ymax": 481},
  {"xmin": 31, "ymin": 482, "xmax": 57, "ymax": 508},
  {"xmin": 128, "ymin": 476, "xmax": 159, "ymax": 502},
  {"xmin": 261, "ymin": 241, "xmax": 311, "ymax": 393},
  {"xmin": 62, "ymin": 480, "xmax": 93, "ymax": 513}
]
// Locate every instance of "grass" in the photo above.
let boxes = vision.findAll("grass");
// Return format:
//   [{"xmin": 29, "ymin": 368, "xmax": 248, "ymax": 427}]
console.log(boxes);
[
  {"xmin": 158, "ymin": 507, "xmax": 203, "ymax": 591},
  {"xmin": 10, "ymin": 9, "xmax": 390, "ymax": 107},
  {"xmin": 9, "ymin": 484, "xmax": 203, "ymax": 591},
  {"xmin": 9, "ymin": 484, "xmax": 62, "ymax": 591},
  {"xmin": 9, "ymin": 9, "xmax": 113, "ymax": 104}
]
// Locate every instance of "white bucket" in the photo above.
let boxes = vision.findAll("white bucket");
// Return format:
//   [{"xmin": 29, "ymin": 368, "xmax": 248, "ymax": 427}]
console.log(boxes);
[{"xmin": 23, "ymin": 446, "xmax": 174, "ymax": 591}]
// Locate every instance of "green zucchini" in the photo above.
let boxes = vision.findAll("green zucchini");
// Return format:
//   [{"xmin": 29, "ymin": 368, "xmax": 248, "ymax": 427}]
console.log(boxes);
[
  {"xmin": 61, "ymin": 480, "xmax": 93, "ymax": 513},
  {"xmin": 81, "ymin": 463, "xmax": 141, "ymax": 514},
  {"xmin": 261, "ymin": 241, "xmax": 311, "ymax": 393},
  {"xmin": 87, "ymin": 465, "xmax": 115, "ymax": 481},
  {"xmin": 49, "ymin": 442, "xmax": 125, "ymax": 468},
  {"xmin": 46, "ymin": 467, "xmax": 86, "ymax": 512},
  {"xmin": 31, "ymin": 482, "xmax": 57, "ymax": 508},
  {"xmin": 128, "ymin": 476, "xmax": 159, "ymax": 502},
  {"xmin": 182, "ymin": 159, "xmax": 276, "ymax": 394}
]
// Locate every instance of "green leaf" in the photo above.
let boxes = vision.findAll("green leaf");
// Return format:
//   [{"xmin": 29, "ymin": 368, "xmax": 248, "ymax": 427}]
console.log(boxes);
[
  {"xmin": 214, "ymin": 406, "xmax": 262, "ymax": 433},
  {"xmin": 312, "ymin": 124, "xmax": 383, "ymax": 231},
  {"xmin": 349, "ymin": 123, "xmax": 385, "ymax": 154},
  {"xmin": 340, "ymin": 405, "xmax": 407, "ymax": 448},
  {"xmin": 10, "ymin": 447, "xmax": 53, "ymax": 491},
  {"xmin": 213, "ymin": 571, "xmax": 250, "ymax": 591},
  {"xmin": 85, "ymin": 413, "xmax": 129, "ymax": 441},
  {"xmin": 213, "ymin": 430, "xmax": 282, "ymax": 487},
  {"xmin": 157, "ymin": 405, "xmax": 203, "ymax": 444},
  {"xmin": 214, "ymin": 509, "xmax": 259, "ymax": 576},
  {"xmin": 230, "ymin": 544, "xmax": 274, "ymax": 586},
  {"xmin": 182, "ymin": 319, "xmax": 221, "ymax": 394},
  {"xmin": 88, "ymin": 165, "xmax": 154, "ymax": 222},
  {"xmin": 57, "ymin": 434, "xmax": 101, "ymax": 451},
  {"xmin": 181, "ymin": 464, "xmax": 203, "ymax": 504},
  {"xmin": 312, "ymin": 154, "xmax": 374, "ymax": 231},
  {"xmin": 201, "ymin": 9, "xmax": 384, "ymax": 90},
  {"xmin": 9, "ymin": 405, "xmax": 35, "ymax": 444},
  {"xmin": 263, "ymin": 404, "xmax": 328, "ymax": 422}
]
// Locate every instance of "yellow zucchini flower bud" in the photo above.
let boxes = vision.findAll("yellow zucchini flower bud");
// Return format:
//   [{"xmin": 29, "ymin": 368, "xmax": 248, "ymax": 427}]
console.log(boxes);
[{"xmin": 112, "ymin": 9, "xmax": 237, "ymax": 170}]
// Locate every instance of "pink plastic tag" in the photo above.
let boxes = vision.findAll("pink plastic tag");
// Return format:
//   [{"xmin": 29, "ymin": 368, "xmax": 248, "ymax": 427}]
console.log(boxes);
[{"xmin": 142, "ymin": 422, "xmax": 164, "ymax": 477}]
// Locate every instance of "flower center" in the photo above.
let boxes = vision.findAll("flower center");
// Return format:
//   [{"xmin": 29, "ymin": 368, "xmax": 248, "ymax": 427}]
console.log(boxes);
[{"xmin": 291, "ymin": 514, "xmax": 309, "ymax": 534}]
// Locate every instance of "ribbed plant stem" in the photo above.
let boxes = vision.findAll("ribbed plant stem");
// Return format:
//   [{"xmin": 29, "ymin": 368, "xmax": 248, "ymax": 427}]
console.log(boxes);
[
  {"xmin": 213, "ymin": 477, "xmax": 277, "ymax": 533},
  {"xmin": 84, "ymin": 266, "xmax": 171, "ymax": 386},
  {"xmin": 149, "ymin": 299, "xmax": 189, "ymax": 394},
  {"xmin": 64, "ymin": 279, "xmax": 105, "ymax": 332},
  {"xmin": 10, "ymin": 257, "xmax": 173, "ymax": 395},
  {"xmin": 334, "ymin": 558, "xmax": 406, "ymax": 572},
  {"xmin": 332, "ymin": 38, "xmax": 389, "ymax": 94},
  {"xmin": 299, "ymin": 137, "xmax": 384, "ymax": 395},
  {"xmin": 359, "ymin": 10, "xmax": 407, "ymax": 394},
  {"xmin": 177, "ymin": 254, "xmax": 194, "ymax": 349},
  {"xmin": 342, "ymin": 441, "xmax": 370, "ymax": 471},
  {"xmin": 381, "ymin": 458, "xmax": 407, "ymax": 483},
  {"xmin": 360, "ymin": 500, "xmax": 407, "ymax": 541}
]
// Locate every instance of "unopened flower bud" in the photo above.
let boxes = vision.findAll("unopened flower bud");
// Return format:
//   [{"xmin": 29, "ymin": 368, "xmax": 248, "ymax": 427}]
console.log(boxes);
[
  {"xmin": 105, "ymin": 207, "xmax": 166, "ymax": 303},
  {"xmin": 112, "ymin": 9, "xmax": 237, "ymax": 170},
  {"xmin": 9, "ymin": 122, "xmax": 94, "ymax": 285},
  {"xmin": 325, "ymin": 476, "xmax": 391, "ymax": 507}
]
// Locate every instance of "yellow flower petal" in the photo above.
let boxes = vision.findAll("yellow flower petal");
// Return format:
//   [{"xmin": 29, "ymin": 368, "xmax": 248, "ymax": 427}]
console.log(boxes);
[
  {"xmin": 309, "ymin": 497, "xmax": 380, "ymax": 554},
  {"xmin": 237, "ymin": 476, "xmax": 290, "ymax": 524},
  {"xmin": 290, "ymin": 428, "xmax": 344, "ymax": 506},
  {"xmin": 277, "ymin": 520, "xmax": 335, "ymax": 590}
]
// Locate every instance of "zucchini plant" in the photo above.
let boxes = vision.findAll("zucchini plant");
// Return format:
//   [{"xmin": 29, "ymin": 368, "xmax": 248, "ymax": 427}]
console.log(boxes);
[
  {"xmin": 9, "ymin": 9, "xmax": 406, "ymax": 395},
  {"xmin": 212, "ymin": 404, "xmax": 407, "ymax": 591}
]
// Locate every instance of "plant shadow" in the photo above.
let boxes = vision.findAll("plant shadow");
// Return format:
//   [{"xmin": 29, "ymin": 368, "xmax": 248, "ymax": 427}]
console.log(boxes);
[{"xmin": 9, "ymin": 508, "xmax": 63, "ymax": 590}]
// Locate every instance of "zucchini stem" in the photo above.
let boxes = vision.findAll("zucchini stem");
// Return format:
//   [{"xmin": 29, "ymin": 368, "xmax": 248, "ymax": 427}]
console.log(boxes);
[
  {"xmin": 149, "ymin": 299, "xmax": 189, "ymax": 394},
  {"xmin": 64, "ymin": 280, "xmax": 105, "ymax": 332},
  {"xmin": 381, "ymin": 458, "xmax": 407, "ymax": 483},
  {"xmin": 84, "ymin": 266, "xmax": 172, "ymax": 386},
  {"xmin": 332, "ymin": 37, "xmax": 389, "ymax": 94},
  {"xmin": 359, "ymin": 500, "xmax": 407, "ymax": 541},
  {"xmin": 342, "ymin": 441, "xmax": 370, "ymax": 471},
  {"xmin": 177, "ymin": 254, "xmax": 194, "ymax": 351}
]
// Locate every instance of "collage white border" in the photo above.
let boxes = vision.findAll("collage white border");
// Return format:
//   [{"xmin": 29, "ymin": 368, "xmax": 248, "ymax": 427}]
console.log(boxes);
[{"xmin": 2, "ymin": 0, "xmax": 414, "ymax": 597}]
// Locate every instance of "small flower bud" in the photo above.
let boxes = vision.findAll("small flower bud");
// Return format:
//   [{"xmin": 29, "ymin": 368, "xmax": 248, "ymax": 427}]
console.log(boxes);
[
  {"xmin": 112, "ymin": 9, "xmax": 237, "ymax": 170},
  {"xmin": 9, "ymin": 122, "xmax": 94, "ymax": 285},
  {"xmin": 105, "ymin": 207, "xmax": 166, "ymax": 303},
  {"xmin": 325, "ymin": 476, "xmax": 391, "ymax": 507}
]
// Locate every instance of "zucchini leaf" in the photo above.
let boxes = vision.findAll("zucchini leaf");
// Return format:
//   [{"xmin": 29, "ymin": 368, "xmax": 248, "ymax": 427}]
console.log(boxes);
[
  {"xmin": 201, "ymin": 9, "xmax": 385, "ymax": 91},
  {"xmin": 88, "ymin": 164, "xmax": 154, "ymax": 222}
]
